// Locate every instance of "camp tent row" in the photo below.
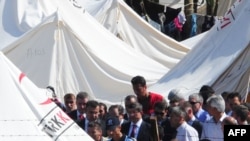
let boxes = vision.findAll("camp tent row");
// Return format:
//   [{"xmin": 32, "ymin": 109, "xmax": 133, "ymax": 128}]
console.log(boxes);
[
  {"xmin": 1, "ymin": 0, "xmax": 250, "ymax": 103},
  {"xmin": 1, "ymin": 0, "xmax": 169, "ymax": 104},
  {"xmin": 149, "ymin": 0, "xmax": 250, "ymax": 101},
  {"xmin": 77, "ymin": 0, "xmax": 190, "ymax": 68},
  {"xmin": 0, "ymin": 52, "xmax": 94, "ymax": 141},
  {"xmin": 0, "ymin": 0, "xmax": 249, "ymax": 140}
]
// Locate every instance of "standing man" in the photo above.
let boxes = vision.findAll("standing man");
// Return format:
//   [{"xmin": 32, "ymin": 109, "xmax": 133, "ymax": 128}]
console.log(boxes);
[
  {"xmin": 67, "ymin": 91, "xmax": 89, "ymax": 124},
  {"xmin": 78, "ymin": 100, "xmax": 106, "ymax": 136},
  {"xmin": 226, "ymin": 92, "xmax": 242, "ymax": 116},
  {"xmin": 181, "ymin": 101, "xmax": 203, "ymax": 139},
  {"xmin": 131, "ymin": 75, "xmax": 166, "ymax": 116},
  {"xmin": 200, "ymin": 95, "xmax": 227, "ymax": 141},
  {"xmin": 188, "ymin": 93, "xmax": 210, "ymax": 122},
  {"xmin": 124, "ymin": 95, "xmax": 138, "ymax": 121},
  {"xmin": 121, "ymin": 102, "xmax": 152, "ymax": 141},
  {"xmin": 169, "ymin": 106, "xmax": 199, "ymax": 141}
]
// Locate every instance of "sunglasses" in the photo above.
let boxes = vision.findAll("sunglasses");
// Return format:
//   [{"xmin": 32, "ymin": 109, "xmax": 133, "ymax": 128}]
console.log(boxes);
[{"xmin": 189, "ymin": 101, "xmax": 200, "ymax": 105}]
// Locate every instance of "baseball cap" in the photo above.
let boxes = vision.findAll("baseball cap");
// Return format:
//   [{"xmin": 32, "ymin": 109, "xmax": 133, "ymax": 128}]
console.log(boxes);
[{"xmin": 106, "ymin": 116, "xmax": 120, "ymax": 131}]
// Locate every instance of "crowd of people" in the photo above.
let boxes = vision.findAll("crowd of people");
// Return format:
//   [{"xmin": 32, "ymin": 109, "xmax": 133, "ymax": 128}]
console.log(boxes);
[{"xmin": 50, "ymin": 75, "xmax": 250, "ymax": 141}]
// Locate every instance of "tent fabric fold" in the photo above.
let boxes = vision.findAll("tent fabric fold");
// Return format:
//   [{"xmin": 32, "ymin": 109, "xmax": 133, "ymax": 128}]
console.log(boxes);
[
  {"xmin": 2, "ymin": 0, "xmax": 168, "ymax": 104},
  {"xmin": 149, "ymin": 0, "xmax": 250, "ymax": 101},
  {"xmin": 78, "ymin": 0, "xmax": 190, "ymax": 68},
  {"xmin": 0, "ymin": 52, "xmax": 94, "ymax": 141}
]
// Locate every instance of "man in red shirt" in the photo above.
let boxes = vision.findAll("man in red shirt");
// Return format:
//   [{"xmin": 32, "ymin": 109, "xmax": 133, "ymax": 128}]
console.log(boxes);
[{"xmin": 131, "ymin": 75, "xmax": 166, "ymax": 116}]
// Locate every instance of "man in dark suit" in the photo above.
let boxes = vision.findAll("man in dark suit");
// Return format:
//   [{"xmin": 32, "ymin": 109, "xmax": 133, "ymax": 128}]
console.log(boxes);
[
  {"xmin": 67, "ymin": 91, "xmax": 89, "ymax": 126},
  {"xmin": 124, "ymin": 95, "xmax": 138, "ymax": 121},
  {"xmin": 78, "ymin": 100, "xmax": 107, "ymax": 137},
  {"xmin": 121, "ymin": 102, "xmax": 152, "ymax": 141}
]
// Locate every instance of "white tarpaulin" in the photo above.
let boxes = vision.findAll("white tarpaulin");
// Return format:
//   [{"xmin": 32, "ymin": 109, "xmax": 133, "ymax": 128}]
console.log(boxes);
[
  {"xmin": 77, "ymin": 0, "xmax": 190, "ymax": 68},
  {"xmin": 2, "ymin": 0, "xmax": 168, "ymax": 104},
  {"xmin": 0, "ymin": 0, "xmax": 51, "ymax": 49},
  {"xmin": 149, "ymin": 0, "xmax": 250, "ymax": 101},
  {"xmin": 0, "ymin": 52, "xmax": 94, "ymax": 141}
]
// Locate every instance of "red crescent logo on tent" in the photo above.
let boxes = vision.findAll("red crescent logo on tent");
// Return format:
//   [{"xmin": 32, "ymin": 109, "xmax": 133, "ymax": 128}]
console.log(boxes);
[
  {"xmin": 18, "ymin": 73, "xmax": 52, "ymax": 105},
  {"xmin": 40, "ymin": 98, "xmax": 53, "ymax": 105},
  {"xmin": 19, "ymin": 73, "xmax": 26, "ymax": 83}
]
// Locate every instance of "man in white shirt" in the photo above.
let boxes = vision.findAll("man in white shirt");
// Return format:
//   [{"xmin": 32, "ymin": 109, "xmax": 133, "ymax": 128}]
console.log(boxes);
[
  {"xmin": 201, "ymin": 95, "xmax": 228, "ymax": 141},
  {"xmin": 169, "ymin": 106, "xmax": 199, "ymax": 141}
]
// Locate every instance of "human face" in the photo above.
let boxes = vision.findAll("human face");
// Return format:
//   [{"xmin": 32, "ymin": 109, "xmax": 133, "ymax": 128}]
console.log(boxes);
[
  {"xmin": 109, "ymin": 108, "xmax": 119, "ymax": 118},
  {"xmin": 99, "ymin": 105, "xmax": 106, "ymax": 118},
  {"xmin": 125, "ymin": 98, "xmax": 137, "ymax": 111},
  {"xmin": 132, "ymin": 84, "xmax": 147, "ymax": 99},
  {"xmin": 127, "ymin": 108, "xmax": 142, "ymax": 123},
  {"xmin": 206, "ymin": 104, "xmax": 216, "ymax": 117},
  {"xmin": 169, "ymin": 113, "xmax": 182, "ymax": 128},
  {"xmin": 65, "ymin": 98, "xmax": 76, "ymax": 112},
  {"xmin": 87, "ymin": 127, "xmax": 102, "ymax": 141},
  {"xmin": 106, "ymin": 126, "xmax": 121, "ymax": 139},
  {"xmin": 154, "ymin": 107, "xmax": 167, "ymax": 121},
  {"xmin": 76, "ymin": 98, "xmax": 88, "ymax": 114},
  {"xmin": 189, "ymin": 98, "xmax": 201, "ymax": 114},
  {"xmin": 228, "ymin": 97, "xmax": 241, "ymax": 110},
  {"xmin": 169, "ymin": 101, "xmax": 179, "ymax": 107},
  {"xmin": 86, "ymin": 106, "xmax": 100, "ymax": 121}
]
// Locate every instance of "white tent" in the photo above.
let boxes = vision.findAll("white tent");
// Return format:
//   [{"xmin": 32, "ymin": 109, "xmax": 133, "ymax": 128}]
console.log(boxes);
[
  {"xmin": 77, "ymin": 0, "xmax": 190, "ymax": 68},
  {"xmin": 2, "ymin": 0, "xmax": 168, "ymax": 104},
  {"xmin": 0, "ymin": 0, "xmax": 51, "ymax": 49},
  {"xmin": 0, "ymin": 52, "xmax": 93, "ymax": 141},
  {"xmin": 149, "ymin": 0, "xmax": 250, "ymax": 101}
]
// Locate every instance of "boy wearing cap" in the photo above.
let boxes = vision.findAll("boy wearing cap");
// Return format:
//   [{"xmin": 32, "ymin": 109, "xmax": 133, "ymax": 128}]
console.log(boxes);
[{"xmin": 106, "ymin": 116, "xmax": 136, "ymax": 141}]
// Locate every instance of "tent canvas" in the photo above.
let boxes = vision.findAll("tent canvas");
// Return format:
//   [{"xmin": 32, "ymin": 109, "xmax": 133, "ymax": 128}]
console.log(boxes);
[
  {"xmin": 2, "ymin": 0, "xmax": 168, "ymax": 104},
  {"xmin": 0, "ymin": 0, "xmax": 53, "ymax": 49},
  {"xmin": 78, "ymin": 0, "xmax": 190, "ymax": 68},
  {"xmin": 149, "ymin": 0, "xmax": 250, "ymax": 101},
  {"xmin": 0, "ymin": 52, "xmax": 93, "ymax": 141}
]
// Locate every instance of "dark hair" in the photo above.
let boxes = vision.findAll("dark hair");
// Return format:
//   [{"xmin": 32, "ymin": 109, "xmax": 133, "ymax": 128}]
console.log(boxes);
[
  {"xmin": 108, "ymin": 104, "xmax": 119, "ymax": 112},
  {"xmin": 154, "ymin": 101, "xmax": 168, "ymax": 110},
  {"xmin": 88, "ymin": 121, "xmax": 102, "ymax": 131},
  {"xmin": 64, "ymin": 93, "xmax": 75, "ymax": 100},
  {"xmin": 99, "ymin": 102, "xmax": 107, "ymax": 113},
  {"xmin": 199, "ymin": 85, "xmax": 215, "ymax": 94},
  {"xmin": 126, "ymin": 102, "xmax": 143, "ymax": 112},
  {"xmin": 232, "ymin": 104, "xmax": 248, "ymax": 121},
  {"xmin": 76, "ymin": 91, "xmax": 89, "ymax": 100},
  {"xmin": 118, "ymin": 105, "xmax": 125, "ymax": 115},
  {"xmin": 221, "ymin": 91, "xmax": 230, "ymax": 100},
  {"xmin": 227, "ymin": 92, "xmax": 242, "ymax": 101},
  {"xmin": 199, "ymin": 85, "xmax": 215, "ymax": 105},
  {"xmin": 131, "ymin": 75, "xmax": 146, "ymax": 86},
  {"xmin": 86, "ymin": 100, "xmax": 99, "ymax": 109},
  {"xmin": 125, "ymin": 95, "xmax": 138, "ymax": 102}
]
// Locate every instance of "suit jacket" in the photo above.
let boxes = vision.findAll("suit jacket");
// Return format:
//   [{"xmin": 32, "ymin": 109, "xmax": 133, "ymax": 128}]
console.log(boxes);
[
  {"xmin": 121, "ymin": 120, "xmax": 152, "ymax": 141},
  {"xmin": 191, "ymin": 119, "xmax": 203, "ymax": 139},
  {"xmin": 161, "ymin": 118, "xmax": 177, "ymax": 141},
  {"xmin": 67, "ymin": 110, "xmax": 78, "ymax": 120},
  {"xmin": 67, "ymin": 110, "xmax": 83, "ymax": 127}
]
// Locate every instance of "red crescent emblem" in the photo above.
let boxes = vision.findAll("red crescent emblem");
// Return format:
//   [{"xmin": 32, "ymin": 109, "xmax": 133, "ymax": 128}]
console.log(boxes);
[
  {"xmin": 40, "ymin": 98, "xmax": 53, "ymax": 105},
  {"xmin": 19, "ymin": 73, "xmax": 26, "ymax": 83}
]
